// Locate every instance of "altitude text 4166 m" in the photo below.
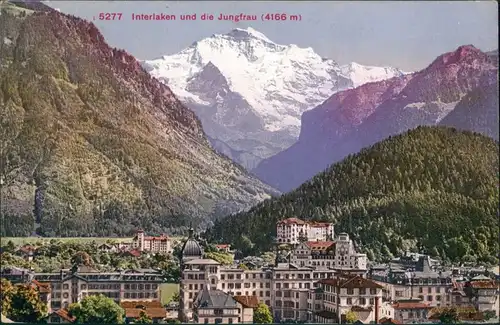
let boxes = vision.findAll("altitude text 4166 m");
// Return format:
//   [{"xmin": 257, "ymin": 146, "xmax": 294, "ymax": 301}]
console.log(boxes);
[{"xmin": 261, "ymin": 13, "xmax": 302, "ymax": 21}]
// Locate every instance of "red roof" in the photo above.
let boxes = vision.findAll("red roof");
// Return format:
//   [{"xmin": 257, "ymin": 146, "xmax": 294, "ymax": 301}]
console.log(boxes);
[
  {"xmin": 319, "ymin": 276, "xmax": 383, "ymax": 289},
  {"xmin": 309, "ymin": 222, "xmax": 332, "ymax": 228},
  {"xmin": 277, "ymin": 218, "xmax": 333, "ymax": 227},
  {"xmin": 121, "ymin": 301, "xmax": 165, "ymax": 319},
  {"xmin": 469, "ymin": 280, "xmax": 497, "ymax": 289},
  {"xmin": 277, "ymin": 217, "xmax": 307, "ymax": 225},
  {"xmin": 379, "ymin": 317, "xmax": 402, "ymax": 324},
  {"xmin": 306, "ymin": 241, "xmax": 335, "ymax": 250},
  {"xmin": 31, "ymin": 280, "xmax": 51, "ymax": 293},
  {"xmin": 392, "ymin": 302, "xmax": 432, "ymax": 310},
  {"xmin": 144, "ymin": 235, "xmax": 169, "ymax": 241},
  {"xmin": 52, "ymin": 309, "xmax": 75, "ymax": 322},
  {"xmin": 123, "ymin": 249, "xmax": 141, "ymax": 257},
  {"xmin": 233, "ymin": 295, "xmax": 259, "ymax": 308},
  {"xmin": 18, "ymin": 245, "xmax": 36, "ymax": 254}
]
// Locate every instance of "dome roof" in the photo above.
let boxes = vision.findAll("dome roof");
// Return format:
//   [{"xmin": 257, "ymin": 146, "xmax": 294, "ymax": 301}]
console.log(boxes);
[{"xmin": 182, "ymin": 228, "xmax": 203, "ymax": 259}]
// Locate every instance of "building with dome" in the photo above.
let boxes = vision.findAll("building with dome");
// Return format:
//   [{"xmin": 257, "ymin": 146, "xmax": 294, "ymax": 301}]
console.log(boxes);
[
  {"xmin": 179, "ymin": 228, "xmax": 205, "ymax": 321},
  {"xmin": 181, "ymin": 228, "xmax": 204, "ymax": 263},
  {"xmin": 178, "ymin": 227, "xmax": 380, "ymax": 323}
]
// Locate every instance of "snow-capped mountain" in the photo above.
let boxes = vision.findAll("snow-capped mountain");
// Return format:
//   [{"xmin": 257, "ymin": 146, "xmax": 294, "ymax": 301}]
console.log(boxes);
[{"xmin": 141, "ymin": 27, "xmax": 407, "ymax": 169}]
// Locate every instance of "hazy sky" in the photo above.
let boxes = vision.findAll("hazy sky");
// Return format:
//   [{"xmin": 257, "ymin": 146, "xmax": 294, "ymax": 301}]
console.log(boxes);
[{"xmin": 45, "ymin": 1, "xmax": 498, "ymax": 71}]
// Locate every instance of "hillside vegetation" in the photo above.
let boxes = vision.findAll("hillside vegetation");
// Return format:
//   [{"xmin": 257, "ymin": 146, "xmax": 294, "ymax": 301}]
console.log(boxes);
[
  {"xmin": 207, "ymin": 126, "xmax": 499, "ymax": 264},
  {"xmin": 0, "ymin": 6, "xmax": 276, "ymax": 237}
]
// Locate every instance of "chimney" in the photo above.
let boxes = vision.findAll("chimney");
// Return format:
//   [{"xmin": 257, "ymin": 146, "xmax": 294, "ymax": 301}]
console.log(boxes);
[{"xmin": 374, "ymin": 296, "xmax": 379, "ymax": 324}]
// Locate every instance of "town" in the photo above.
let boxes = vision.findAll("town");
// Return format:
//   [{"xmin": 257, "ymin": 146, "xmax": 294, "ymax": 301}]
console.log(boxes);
[{"xmin": 1, "ymin": 218, "xmax": 498, "ymax": 324}]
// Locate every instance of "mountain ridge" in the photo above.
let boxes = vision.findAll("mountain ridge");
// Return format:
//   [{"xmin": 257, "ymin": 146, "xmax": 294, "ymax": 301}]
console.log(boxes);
[
  {"xmin": 0, "ymin": 5, "xmax": 278, "ymax": 237},
  {"xmin": 142, "ymin": 27, "xmax": 407, "ymax": 169},
  {"xmin": 254, "ymin": 45, "xmax": 498, "ymax": 192}
]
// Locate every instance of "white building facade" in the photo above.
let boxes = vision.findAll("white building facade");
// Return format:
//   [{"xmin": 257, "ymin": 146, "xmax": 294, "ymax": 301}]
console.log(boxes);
[
  {"xmin": 276, "ymin": 218, "xmax": 334, "ymax": 245},
  {"xmin": 291, "ymin": 233, "xmax": 367, "ymax": 270},
  {"xmin": 132, "ymin": 230, "xmax": 172, "ymax": 253}
]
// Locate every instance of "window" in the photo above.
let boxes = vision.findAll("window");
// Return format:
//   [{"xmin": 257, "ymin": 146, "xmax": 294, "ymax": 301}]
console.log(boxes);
[
  {"xmin": 347, "ymin": 288, "xmax": 354, "ymax": 295},
  {"xmin": 204, "ymin": 318, "xmax": 209, "ymax": 324},
  {"xmin": 347, "ymin": 298, "xmax": 352, "ymax": 305},
  {"xmin": 360, "ymin": 298, "xmax": 366, "ymax": 305},
  {"xmin": 370, "ymin": 288, "xmax": 377, "ymax": 295},
  {"xmin": 229, "ymin": 318, "xmax": 233, "ymax": 324},
  {"xmin": 369, "ymin": 298, "xmax": 375, "ymax": 305},
  {"xmin": 419, "ymin": 287, "xmax": 423, "ymax": 293},
  {"xmin": 428, "ymin": 287, "xmax": 432, "ymax": 293},
  {"xmin": 427, "ymin": 296, "xmax": 433, "ymax": 301}
]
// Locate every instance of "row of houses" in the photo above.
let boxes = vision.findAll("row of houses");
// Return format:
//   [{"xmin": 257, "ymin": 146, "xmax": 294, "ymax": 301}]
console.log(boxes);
[
  {"xmin": 178, "ymin": 226, "xmax": 499, "ymax": 324},
  {"xmin": 1, "ymin": 265, "xmax": 174, "ymax": 324}
]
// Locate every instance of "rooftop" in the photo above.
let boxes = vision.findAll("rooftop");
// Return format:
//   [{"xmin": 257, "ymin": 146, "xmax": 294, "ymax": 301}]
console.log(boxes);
[
  {"xmin": 305, "ymin": 241, "xmax": 335, "ymax": 250},
  {"xmin": 392, "ymin": 302, "xmax": 433, "ymax": 310},
  {"xmin": 319, "ymin": 276, "xmax": 383, "ymax": 289},
  {"xmin": 51, "ymin": 309, "xmax": 75, "ymax": 323},
  {"xmin": 233, "ymin": 295, "xmax": 259, "ymax": 308},
  {"xmin": 184, "ymin": 258, "xmax": 220, "ymax": 265},
  {"xmin": 195, "ymin": 287, "xmax": 238, "ymax": 309},
  {"xmin": 121, "ymin": 301, "xmax": 166, "ymax": 319}
]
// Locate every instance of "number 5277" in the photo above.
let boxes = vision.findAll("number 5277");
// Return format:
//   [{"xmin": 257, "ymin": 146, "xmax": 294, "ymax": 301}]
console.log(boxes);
[{"xmin": 99, "ymin": 13, "xmax": 123, "ymax": 20}]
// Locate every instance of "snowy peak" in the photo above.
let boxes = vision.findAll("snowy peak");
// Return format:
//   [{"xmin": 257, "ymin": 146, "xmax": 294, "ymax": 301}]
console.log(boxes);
[
  {"xmin": 141, "ymin": 27, "xmax": 407, "ymax": 169},
  {"xmin": 225, "ymin": 27, "xmax": 275, "ymax": 44},
  {"xmin": 340, "ymin": 62, "xmax": 407, "ymax": 88}
]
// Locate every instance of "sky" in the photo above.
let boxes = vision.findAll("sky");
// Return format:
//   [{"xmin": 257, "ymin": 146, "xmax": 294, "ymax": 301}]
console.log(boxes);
[{"xmin": 44, "ymin": 1, "xmax": 498, "ymax": 71}]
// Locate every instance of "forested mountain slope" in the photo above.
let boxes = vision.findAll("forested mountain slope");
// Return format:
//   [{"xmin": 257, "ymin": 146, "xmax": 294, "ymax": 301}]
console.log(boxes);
[
  {"xmin": 0, "ymin": 4, "xmax": 277, "ymax": 237},
  {"xmin": 207, "ymin": 126, "xmax": 499, "ymax": 264}
]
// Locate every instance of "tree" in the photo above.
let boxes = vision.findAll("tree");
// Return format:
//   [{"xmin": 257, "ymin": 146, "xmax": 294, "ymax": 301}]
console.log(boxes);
[
  {"xmin": 68, "ymin": 294, "xmax": 124, "ymax": 324},
  {"xmin": 345, "ymin": 310, "xmax": 358, "ymax": 323},
  {"xmin": 253, "ymin": 302, "xmax": 272, "ymax": 323},
  {"xmin": 170, "ymin": 291, "xmax": 180, "ymax": 303},
  {"xmin": 483, "ymin": 310, "xmax": 497, "ymax": 321},
  {"xmin": 430, "ymin": 307, "xmax": 460, "ymax": 324},
  {"xmin": 4, "ymin": 241, "xmax": 16, "ymax": 253},
  {"xmin": 136, "ymin": 310, "xmax": 152, "ymax": 324},
  {"xmin": 159, "ymin": 260, "xmax": 181, "ymax": 283},
  {"xmin": 297, "ymin": 230, "xmax": 308, "ymax": 243},
  {"xmin": 0, "ymin": 278, "xmax": 14, "ymax": 316},
  {"xmin": 8, "ymin": 283, "xmax": 48, "ymax": 322},
  {"xmin": 71, "ymin": 251, "xmax": 93, "ymax": 267},
  {"xmin": 204, "ymin": 252, "xmax": 233, "ymax": 265}
]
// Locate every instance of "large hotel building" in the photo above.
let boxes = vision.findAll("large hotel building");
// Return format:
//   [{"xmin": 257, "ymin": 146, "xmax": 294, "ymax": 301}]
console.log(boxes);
[{"xmin": 179, "ymin": 220, "xmax": 379, "ymax": 323}]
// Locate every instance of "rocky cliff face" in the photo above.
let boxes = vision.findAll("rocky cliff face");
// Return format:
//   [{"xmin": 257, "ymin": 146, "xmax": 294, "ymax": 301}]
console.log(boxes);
[
  {"xmin": 254, "ymin": 45, "xmax": 498, "ymax": 192},
  {"xmin": 440, "ymin": 83, "xmax": 499, "ymax": 140},
  {"xmin": 0, "ymin": 5, "xmax": 278, "ymax": 237}
]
